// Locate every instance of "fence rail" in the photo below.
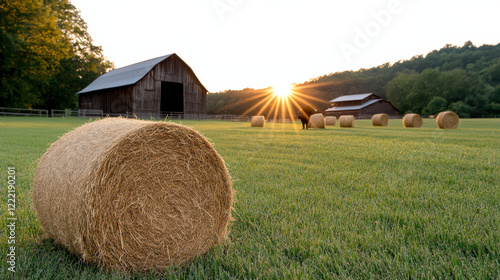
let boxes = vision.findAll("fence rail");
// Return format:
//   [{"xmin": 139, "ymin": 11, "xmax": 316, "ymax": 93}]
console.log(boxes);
[
  {"xmin": 0, "ymin": 107, "xmax": 48, "ymax": 117},
  {"xmin": 0, "ymin": 108, "xmax": 283, "ymax": 122},
  {"xmin": 4, "ymin": 108, "xmax": 412, "ymax": 122},
  {"xmin": 356, "ymin": 113, "xmax": 403, "ymax": 119},
  {"xmin": 51, "ymin": 109, "xmax": 79, "ymax": 117},
  {"xmin": 205, "ymin": 115, "xmax": 251, "ymax": 122},
  {"xmin": 160, "ymin": 111, "xmax": 184, "ymax": 119},
  {"xmin": 78, "ymin": 109, "xmax": 103, "ymax": 118}
]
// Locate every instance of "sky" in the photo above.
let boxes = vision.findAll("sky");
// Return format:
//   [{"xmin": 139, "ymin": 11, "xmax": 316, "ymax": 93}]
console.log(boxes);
[{"xmin": 70, "ymin": 0, "xmax": 500, "ymax": 92}]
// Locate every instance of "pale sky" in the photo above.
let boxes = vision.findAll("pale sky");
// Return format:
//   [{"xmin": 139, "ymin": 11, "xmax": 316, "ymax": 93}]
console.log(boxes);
[{"xmin": 70, "ymin": 0, "xmax": 500, "ymax": 92}]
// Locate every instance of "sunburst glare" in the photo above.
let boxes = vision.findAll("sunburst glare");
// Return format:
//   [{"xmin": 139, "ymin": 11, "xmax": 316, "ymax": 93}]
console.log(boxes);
[
  {"xmin": 217, "ymin": 81, "xmax": 340, "ymax": 122},
  {"xmin": 272, "ymin": 83, "xmax": 293, "ymax": 99}
]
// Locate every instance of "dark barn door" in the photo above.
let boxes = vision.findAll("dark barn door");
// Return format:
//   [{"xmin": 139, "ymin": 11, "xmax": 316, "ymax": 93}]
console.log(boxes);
[{"xmin": 160, "ymin": 81, "xmax": 184, "ymax": 114}]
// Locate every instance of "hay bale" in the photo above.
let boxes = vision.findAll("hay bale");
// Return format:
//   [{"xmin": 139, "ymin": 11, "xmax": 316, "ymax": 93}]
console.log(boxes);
[
  {"xmin": 32, "ymin": 118, "xmax": 233, "ymax": 272},
  {"xmin": 339, "ymin": 115, "xmax": 355, "ymax": 128},
  {"xmin": 403, "ymin": 113, "xmax": 423, "ymax": 128},
  {"xmin": 436, "ymin": 111, "xmax": 459, "ymax": 129},
  {"xmin": 325, "ymin": 116, "xmax": 337, "ymax": 126},
  {"xmin": 250, "ymin": 116, "xmax": 265, "ymax": 127},
  {"xmin": 308, "ymin": 113, "xmax": 325, "ymax": 129},
  {"xmin": 371, "ymin": 113, "xmax": 388, "ymax": 127}
]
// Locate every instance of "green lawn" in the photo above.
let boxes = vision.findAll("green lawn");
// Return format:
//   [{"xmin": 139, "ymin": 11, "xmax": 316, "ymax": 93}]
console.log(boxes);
[{"xmin": 1, "ymin": 117, "xmax": 499, "ymax": 279}]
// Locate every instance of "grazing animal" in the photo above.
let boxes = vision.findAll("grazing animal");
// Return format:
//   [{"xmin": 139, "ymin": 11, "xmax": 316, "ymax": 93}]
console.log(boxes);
[{"xmin": 298, "ymin": 106, "xmax": 316, "ymax": 129}]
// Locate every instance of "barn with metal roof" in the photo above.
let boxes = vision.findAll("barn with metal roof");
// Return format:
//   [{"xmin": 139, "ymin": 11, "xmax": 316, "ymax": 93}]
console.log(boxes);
[
  {"xmin": 325, "ymin": 93, "xmax": 400, "ymax": 118},
  {"xmin": 77, "ymin": 53, "xmax": 208, "ymax": 119}
]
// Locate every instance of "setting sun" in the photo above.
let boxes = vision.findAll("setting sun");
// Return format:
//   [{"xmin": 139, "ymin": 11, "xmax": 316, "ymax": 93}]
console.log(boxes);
[
  {"xmin": 272, "ymin": 84, "xmax": 294, "ymax": 99},
  {"xmin": 239, "ymin": 82, "xmax": 329, "ymax": 122}
]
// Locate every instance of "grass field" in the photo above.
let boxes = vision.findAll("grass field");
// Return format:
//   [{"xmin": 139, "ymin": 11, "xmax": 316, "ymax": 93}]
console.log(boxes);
[{"xmin": 0, "ymin": 116, "xmax": 499, "ymax": 279}]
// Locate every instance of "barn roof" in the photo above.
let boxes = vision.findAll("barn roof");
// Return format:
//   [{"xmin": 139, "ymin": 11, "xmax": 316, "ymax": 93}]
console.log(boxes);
[
  {"xmin": 325, "ymin": 99, "xmax": 381, "ymax": 112},
  {"xmin": 78, "ymin": 54, "xmax": 183, "ymax": 94},
  {"xmin": 329, "ymin": 93, "xmax": 376, "ymax": 103}
]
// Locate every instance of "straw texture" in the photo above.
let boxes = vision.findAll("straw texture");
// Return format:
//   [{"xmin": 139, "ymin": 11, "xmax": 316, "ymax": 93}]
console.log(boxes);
[
  {"xmin": 436, "ymin": 111, "xmax": 459, "ymax": 129},
  {"xmin": 325, "ymin": 116, "xmax": 337, "ymax": 126},
  {"xmin": 403, "ymin": 113, "xmax": 423, "ymax": 128},
  {"xmin": 251, "ymin": 116, "xmax": 265, "ymax": 127},
  {"xmin": 32, "ymin": 118, "xmax": 233, "ymax": 273},
  {"xmin": 371, "ymin": 114, "xmax": 388, "ymax": 127},
  {"xmin": 308, "ymin": 113, "xmax": 325, "ymax": 129},
  {"xmin": 339, "ymin": 115, "xmax": 355, "ymax": 128}
]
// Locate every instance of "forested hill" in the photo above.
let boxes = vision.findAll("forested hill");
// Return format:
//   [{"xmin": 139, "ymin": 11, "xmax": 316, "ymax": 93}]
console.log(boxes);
[{"xmin": 208, "ymin": 41, "xmax": 500, "ymax": 118}]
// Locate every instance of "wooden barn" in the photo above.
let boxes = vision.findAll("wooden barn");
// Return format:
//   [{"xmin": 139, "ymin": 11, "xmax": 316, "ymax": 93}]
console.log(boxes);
[
  {"xmin": 325, "ymin": 93, "xmax": 400, "ymax": 119},
  {"xmin": 77, "ymin": 54, "xmax": 208, "ymax": 119}
]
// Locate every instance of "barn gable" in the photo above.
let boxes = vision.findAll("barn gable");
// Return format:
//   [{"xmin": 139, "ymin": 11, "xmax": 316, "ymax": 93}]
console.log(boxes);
[
  {"xmin": 329, "ymin": 93, "xmax": 375, "ymax": 104},
  {"xmin": 326, "ymin": 93, "xmax": 400, "ymax": 119},
  {"xmin": 77, "ymin": 55, "xmax": 174, "ymax": 94},
  {"xmin": 77, "ymin": 54, "xmax": 208, "ymax": 119}
]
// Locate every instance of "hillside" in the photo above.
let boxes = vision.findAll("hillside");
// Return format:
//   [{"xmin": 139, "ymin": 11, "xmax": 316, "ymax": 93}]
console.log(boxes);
[{"xmin": 208, "ymin": 41, "xmax": 500, "ymax": 118}]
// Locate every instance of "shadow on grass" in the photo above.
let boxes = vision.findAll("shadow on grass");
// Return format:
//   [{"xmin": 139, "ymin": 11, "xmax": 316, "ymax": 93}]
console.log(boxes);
[
  {"xmin": 2, "ymin": 239, "xmax": 179, "ymax": 279},
  {"xmin": 3, "ymin": 239, "xmax": 237, "ymax": 279}
]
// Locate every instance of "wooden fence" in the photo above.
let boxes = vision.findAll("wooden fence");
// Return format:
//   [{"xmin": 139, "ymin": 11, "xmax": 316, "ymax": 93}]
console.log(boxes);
[{"xmin": 0, "ymin": 107, "xmax": 49, "ymax": 117}]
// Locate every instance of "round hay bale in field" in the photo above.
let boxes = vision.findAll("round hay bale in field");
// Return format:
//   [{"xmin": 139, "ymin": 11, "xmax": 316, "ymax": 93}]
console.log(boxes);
[
  {"xmin": 371, "ymin": 113, "xmax": 388, "ymax": 127},
  {"xmin": 436, "ymin": 111, "xmax": 459, "ymax": 129},
  {"xmin": 325, "ymin": 116, "xmax": 337, "ymax": 126},
  {"xmin": 339, "ymin": 115, "xmax": 355, "ymax": 128},
  {"xmin": 309, "ymin": 113, "xmax": 325, "ymax": 129},
  {"xmin": 33, "ymin": 118, "xmax": 233, "ymax": 273},
  {"xmin": 402, "ymin": 113, "xmax": 423, "ymax": 128},
  {"xmin": 250, "ymin": 116, "xmax": 265, "ymax": 127}
]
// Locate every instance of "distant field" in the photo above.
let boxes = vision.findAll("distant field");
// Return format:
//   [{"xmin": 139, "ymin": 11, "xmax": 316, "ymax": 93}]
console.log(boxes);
[{"xmin": 1, "ymin": 117, "xmax": 499, "ymax": 279}]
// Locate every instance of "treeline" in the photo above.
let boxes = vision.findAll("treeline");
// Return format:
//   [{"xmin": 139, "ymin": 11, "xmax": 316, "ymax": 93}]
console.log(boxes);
[
  {"xmin": 0, "ymin": 0, "xmax": 113, "ymax": 110},
  {"xmin": 208, "ymin": 41, "xmax": 500, "ymax": 118}
]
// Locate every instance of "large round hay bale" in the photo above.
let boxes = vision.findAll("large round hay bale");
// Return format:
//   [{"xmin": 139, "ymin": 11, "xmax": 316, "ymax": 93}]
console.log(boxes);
[
  {"xmin": 436, "ymin": 111, "xmax": 459, "ymax": 129},
  {"xmin": 371, "ymin": 113, "xmax": 388, "ymax": 127},
  {"xmin": 250, "ymin": 116, "xmax": 265, "ymax": 127},
  {"xmin": 339, "ymin": 115, "xmax": 355, "ymax": 128},
  {"xmin": 403, "ymin": 113, "xmax": 423, "ymax": 128},
  {"xmin": 325, "ymin": 116, "xmax": 337, "ymax": 126},
  {"xmin": 33, "ymin": 118, "xmax": 233, "ymax": 272},
  {"xmin": 308, "ymin": 113, "xmax": 325, "ymax": 129}
]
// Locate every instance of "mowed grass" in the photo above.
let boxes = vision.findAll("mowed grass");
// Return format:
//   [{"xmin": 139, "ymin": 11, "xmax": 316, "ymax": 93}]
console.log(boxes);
[{"xmin": 0, "ymin": 116, "xmax": 499, "ymax": 279}]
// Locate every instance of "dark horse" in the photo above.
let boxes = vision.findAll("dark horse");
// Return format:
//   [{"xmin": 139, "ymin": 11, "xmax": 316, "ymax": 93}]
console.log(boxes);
[{"xmin": 298, "ymin": 106, "xmax": 317, "ymax": 129}]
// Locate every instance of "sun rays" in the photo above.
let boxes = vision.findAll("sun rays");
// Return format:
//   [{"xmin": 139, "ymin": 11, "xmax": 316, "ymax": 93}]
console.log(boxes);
[
  {"xmin": 213, "ymin": 80, "xmax": 344, "ymax": 122},
  {"xmin": 271, "ymin": 83, "xmax": 293, "ymax": 99},
  {"xmin": 239, "ymin": 84, "xmax": 324, "ymax": 121}
]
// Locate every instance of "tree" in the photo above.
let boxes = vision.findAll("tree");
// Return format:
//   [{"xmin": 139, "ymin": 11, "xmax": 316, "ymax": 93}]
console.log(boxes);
[
  {"xmin": 0, "ymin": 0, "xmax": 70, "ymax": 107},
  {"xmin": 386, "ymin": 70, "xmax": 417, "ymax": 113},
  {"xmin": 408, "ymin": 69, "xmax": 443, "ymax": 113},
  {"xmin": 0, "ymin": 0, "xmax": 113, "ymax": 109},
  {"xmin": 39, "ymin": 0, "xmax": 113, "ymax": 110},
  {"xmin": 449, "ymin": 101, "xmax": 471, "ymax": 118},
  {"xmin": 423, "ymin": 96, "xmax": 447, "ymax": 116},
  {"xmin": 439, "ymin": 69, "xmax": 472, "ymax": 103},
  {"xmin": 484, "ymin": 59, "xmax": 500, "ymax": 85}
]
